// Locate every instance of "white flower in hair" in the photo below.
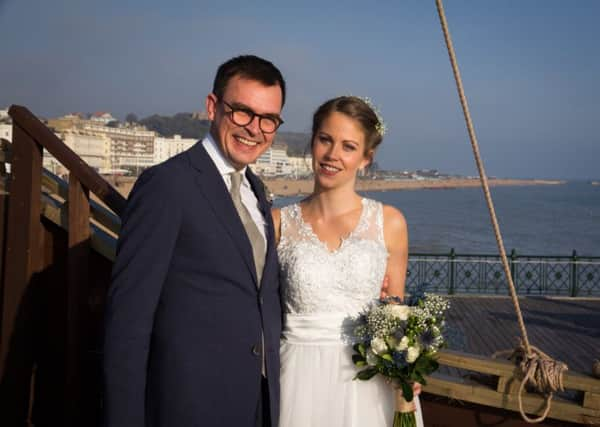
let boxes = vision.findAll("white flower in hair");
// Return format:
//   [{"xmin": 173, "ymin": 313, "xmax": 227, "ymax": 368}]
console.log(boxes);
[{"xmin": 348, "ymin": 95, "xmax": 387, "ymax": 137}]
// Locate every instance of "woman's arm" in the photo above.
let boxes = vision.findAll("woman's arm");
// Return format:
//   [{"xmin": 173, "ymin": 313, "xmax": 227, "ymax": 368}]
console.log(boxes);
[
  {"xmin": 382, "ymin": 205, "xmax": 409, "ymax": 299},
  {"xmin": 271, "ymin": 207, "xmax": 282, "ymax": 245}
]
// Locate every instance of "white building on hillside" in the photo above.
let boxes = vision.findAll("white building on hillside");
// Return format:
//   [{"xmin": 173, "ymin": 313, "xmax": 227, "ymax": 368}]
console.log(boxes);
[
  {"xmin": 288, "ymin": 155, "xmax": 313, "ymax": 177},
  {"xmin": 0, "ymin": 123, "xmax": 12, "ymax": 142},
  {"xmin": 62, "ymin": 131, "xmax": 110, "ymax": 171},
  {"xmin": 154, "ymin": 134, "xmax": 197, "ymax": 164},
  {"xmin": 90, "ymin": 112, "xmax": 117, "ymax": 124},
  {"xmin": 253, "ymin": 142, "xmax": 291, "ymax": 176}
]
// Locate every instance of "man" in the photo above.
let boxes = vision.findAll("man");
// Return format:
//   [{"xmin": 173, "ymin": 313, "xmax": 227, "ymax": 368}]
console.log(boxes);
[{"xmin": 103, "ymin": 55, "xmax": 285, "ymax": 427}]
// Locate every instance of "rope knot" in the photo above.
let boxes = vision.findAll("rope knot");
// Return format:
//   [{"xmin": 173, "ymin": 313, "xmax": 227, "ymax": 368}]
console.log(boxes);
[{"xmin": 498, "ymin": 339, "xmax": 568, "ymax": 423}]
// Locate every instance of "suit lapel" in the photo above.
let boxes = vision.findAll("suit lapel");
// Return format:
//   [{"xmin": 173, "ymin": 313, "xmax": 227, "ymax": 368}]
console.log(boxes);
[{"xmin": 188, "ymin": 142, "xmax": 258, "ymax": 286}]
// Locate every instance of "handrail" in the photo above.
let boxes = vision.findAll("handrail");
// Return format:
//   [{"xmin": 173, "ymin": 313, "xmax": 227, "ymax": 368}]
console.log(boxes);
[
  {"xmin": 8, "ymin": 105, "xmax": 126, "ymax": 217},
  {"xmin": 42, "ymin": 169, "xmax": 121, "ymax": 235},
  {"xmin": 423, "ymin": 349, "xmax": 600, "ymax": 425}
]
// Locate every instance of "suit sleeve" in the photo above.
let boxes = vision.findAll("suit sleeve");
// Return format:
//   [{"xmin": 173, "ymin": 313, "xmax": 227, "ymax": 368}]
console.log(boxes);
[{"xmin": 103, "ymin": 167, "xmax": 181, "ymax": 426}]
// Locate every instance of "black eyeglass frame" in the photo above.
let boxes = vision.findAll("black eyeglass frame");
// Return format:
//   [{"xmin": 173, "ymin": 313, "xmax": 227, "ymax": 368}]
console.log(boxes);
[{"xmin": 220, "ymin": 99, "xmax": 284, "ymax": 134}]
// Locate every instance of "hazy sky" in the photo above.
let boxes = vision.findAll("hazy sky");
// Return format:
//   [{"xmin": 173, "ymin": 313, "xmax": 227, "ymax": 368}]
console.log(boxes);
[{"xmin": 1, "ymin": 0, "xmax": 598, "ymax": 179}]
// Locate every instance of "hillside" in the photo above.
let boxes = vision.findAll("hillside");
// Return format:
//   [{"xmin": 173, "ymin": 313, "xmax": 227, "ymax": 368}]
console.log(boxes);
[{"xmin": 138, "ymin": 112, "xmax": 311, "ymax": 156}]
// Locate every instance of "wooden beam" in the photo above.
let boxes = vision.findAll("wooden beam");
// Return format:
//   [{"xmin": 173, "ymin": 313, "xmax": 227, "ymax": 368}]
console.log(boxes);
[
  {"xmin": 423, "ymin": 373, "xmax": 600, "ymax": 425},
  {"xmin": 0, "ymin": 123, "xmax": 43, "ymax": 423},
  {"xmin": 65, "ymin": 176, "xmax": 90, "ymax": 423},
  {"xmin": 42, "ymin": 171, "xmax": 120, "ymax": 235},
  {"xmin": 436, "ymin": 349, "xmax": 600, "ymax": 393},
  {"xmin": 40, "ymin": 194, "xmax": 116, "ymax": 262}
]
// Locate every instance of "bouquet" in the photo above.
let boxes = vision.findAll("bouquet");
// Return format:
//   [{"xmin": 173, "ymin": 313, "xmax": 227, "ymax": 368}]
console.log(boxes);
[{"xmin": 351, "ymin": 293, "xmax": 450, "ymax": 427}]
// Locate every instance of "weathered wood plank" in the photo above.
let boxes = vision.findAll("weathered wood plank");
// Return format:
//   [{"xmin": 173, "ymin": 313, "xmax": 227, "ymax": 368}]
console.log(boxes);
[
  {"xmin": 424, "ymin": 373, "xmax": 600, "ymax": 425},
  {"xmin": 583, "ymin": 392, "xmax": 600, "ymax": 410},
  {"xmin": 40, "ymin": 194, "xmax": 116, "ymax": 262},
  {"xmin": 42, "ymin": 171, "xmax": 120, "ymax": 235},
  {"xmin": 0, "ymin": 124, "xmax": 43, "ymax": 424},
  {"xmin": 65, "ymin": 176, "xmax": 90, "ymax": 423},
  {"xmin": 436, "ymin": 349, "xmax": 600, "ymax": 393},
  {"xmin": 446, "ymin": 296, "xmax": 600, "ymax": 375}
]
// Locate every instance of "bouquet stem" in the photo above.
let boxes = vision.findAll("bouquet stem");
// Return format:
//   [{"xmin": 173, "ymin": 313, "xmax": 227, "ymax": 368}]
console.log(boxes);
[{"xmin": 393, "ymin": 388, "xmax": 417, "ymax": 427}]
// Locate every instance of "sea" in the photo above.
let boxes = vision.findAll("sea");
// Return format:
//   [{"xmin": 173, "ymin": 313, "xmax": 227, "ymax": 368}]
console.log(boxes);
[{"xmin": 274, "ymin": 181, "xmax": 600, "ymax": 256}]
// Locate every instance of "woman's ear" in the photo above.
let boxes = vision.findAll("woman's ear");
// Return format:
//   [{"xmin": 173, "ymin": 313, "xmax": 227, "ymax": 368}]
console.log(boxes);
[{"xmin": 361, "ymin": 150, "xmax": 374, "ymax": 170}]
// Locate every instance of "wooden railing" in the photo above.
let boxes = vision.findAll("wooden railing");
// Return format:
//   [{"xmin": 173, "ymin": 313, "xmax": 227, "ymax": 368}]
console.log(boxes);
[
  {"xmin": 423, "ymin": 350, "xmax": 600, "ymax": 425},
  {"xmin": 0, "ymin": 106, "xmax": 599, "ymax": 426},
  {"xmin": 0, "ymin": 105, "xmax": 125, "ymax": 425}
]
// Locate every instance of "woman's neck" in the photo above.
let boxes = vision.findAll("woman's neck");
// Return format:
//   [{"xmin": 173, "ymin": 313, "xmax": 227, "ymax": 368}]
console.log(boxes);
[{"xmin": 306, "ymin": 183, "xmax": 362, "ymax": 219}]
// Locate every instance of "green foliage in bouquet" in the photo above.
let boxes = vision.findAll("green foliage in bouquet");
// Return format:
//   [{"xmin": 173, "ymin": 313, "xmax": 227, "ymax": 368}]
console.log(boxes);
[{"xmin": 351, "ymin": 293, "xmax": 450, "ymax": 402}]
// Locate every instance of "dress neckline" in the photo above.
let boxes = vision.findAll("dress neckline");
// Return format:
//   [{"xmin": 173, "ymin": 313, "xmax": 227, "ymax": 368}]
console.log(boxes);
[{"xmin": 295, "ymin": 198, "xmax": 367, "ymax": 254}]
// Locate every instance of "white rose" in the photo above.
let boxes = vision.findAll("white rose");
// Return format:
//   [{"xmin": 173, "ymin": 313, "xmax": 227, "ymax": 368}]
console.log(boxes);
[
  {"xmin": 366, "ymin": 349, "xmax": 379, "ymax": 366},
  {"xmin": 406, "ymin": 346, "xmax": 421, "ymax": 363},
  {"xmin": 371, "ymin": 337, "xmax": 388, "ymax": 355},
  {"xmin": 387, "ymin": 304, "xmax": 411, "ymax": 321},
  {"xmin": 394, "ymin": 336, "xmax": 410, "ymax": 351}
]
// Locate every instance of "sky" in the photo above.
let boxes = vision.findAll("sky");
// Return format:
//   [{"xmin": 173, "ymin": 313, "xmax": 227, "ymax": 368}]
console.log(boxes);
[{"xmin": 1, "ymin": 0, "xmax": 599, "ymax": 180}]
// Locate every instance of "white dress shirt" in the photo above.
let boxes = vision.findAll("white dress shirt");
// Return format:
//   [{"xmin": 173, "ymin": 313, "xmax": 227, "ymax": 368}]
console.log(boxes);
[{"xmin": 202, "ymin": 134, "xmax": 267, "ymax": 247}]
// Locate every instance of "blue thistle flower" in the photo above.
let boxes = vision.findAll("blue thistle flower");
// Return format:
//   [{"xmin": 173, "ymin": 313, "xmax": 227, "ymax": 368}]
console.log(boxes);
[
  {"xmin": 419, "ymin": 329, "xmax": 436, "ymax": 350},
  {"xmin": 392, "ymin": 351, "xmax": 408, "ymax": 368}
]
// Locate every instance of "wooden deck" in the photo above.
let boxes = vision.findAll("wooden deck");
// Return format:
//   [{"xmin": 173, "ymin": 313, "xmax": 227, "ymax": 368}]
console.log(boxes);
[{"xmin": 444, "ymin": 295, "xmax": 600, "ymax": 375}]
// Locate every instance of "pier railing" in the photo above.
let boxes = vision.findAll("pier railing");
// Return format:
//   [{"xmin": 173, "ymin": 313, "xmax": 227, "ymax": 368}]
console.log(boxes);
[{"xmin": 408, "ymin": 250, "xmax": 600, "ymax": 297}]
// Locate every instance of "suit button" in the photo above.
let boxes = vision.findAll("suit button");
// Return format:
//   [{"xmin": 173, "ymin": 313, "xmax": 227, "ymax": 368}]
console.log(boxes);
[
  {"xmin": 259, "ymin": 296, "xmax": 264, "ymax": 306},
  {"xmin": 252, "ymin": 344, "xmax": 261, "ymax": 356}
]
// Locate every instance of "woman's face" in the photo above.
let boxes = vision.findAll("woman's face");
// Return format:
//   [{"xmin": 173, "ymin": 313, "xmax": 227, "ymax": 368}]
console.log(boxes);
[{"xmin": 311, "ymin": 111, "xmax": 372, "ymax": 189}]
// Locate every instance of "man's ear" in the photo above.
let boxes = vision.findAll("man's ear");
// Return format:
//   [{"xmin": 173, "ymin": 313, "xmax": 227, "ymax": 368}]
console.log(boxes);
[{"xmin": 206, "ymin": 94, "xmax": 218, "ymax": 121}]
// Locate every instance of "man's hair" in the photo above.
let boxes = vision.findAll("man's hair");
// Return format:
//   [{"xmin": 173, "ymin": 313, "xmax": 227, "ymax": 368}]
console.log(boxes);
[{"xmin": 212, "ymin": 55, "xmax": 286, "ymax": 107}]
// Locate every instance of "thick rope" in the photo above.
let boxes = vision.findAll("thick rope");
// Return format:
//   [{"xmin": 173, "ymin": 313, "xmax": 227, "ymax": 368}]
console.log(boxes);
[
  {"xmin": 435, "ymin": 0, "xmax": 567, "ymax": 422},
  {"xmin": 493, "ymin": 341, "xmax": 568, "ymax": 423}
]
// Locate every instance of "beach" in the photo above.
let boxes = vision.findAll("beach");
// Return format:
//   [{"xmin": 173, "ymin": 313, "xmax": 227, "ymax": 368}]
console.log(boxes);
[
  {"xmin": 108, "ymin": 176, "xmax": 564, "ymax": 198},
  {"xmin": 262, "ymin": 177, "xmax": 565, "ymax": 197}
]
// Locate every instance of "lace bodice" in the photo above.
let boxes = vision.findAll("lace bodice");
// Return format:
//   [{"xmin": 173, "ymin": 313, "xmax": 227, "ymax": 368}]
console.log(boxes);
[{"xmin": 278, "ymin": 198, "xmax": 389, "ymax": 315}]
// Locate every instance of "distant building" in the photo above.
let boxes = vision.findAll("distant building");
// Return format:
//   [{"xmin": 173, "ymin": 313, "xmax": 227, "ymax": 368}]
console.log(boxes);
[
  {"xmin": 154, "ymin": 134, "xmax": 197, "ymax": 164},
  {"xmin": 0, "ymin": 123, "xmax": 12, "ymax": 142},
  {"xmin": 62, "ymin": 131, "xmax": 110, "ymax": 170},
  {"xmin": 288, "ymin": 155, "xmax": 313, "ymax": 177},
  {"xmin": 48, "ymin": 114, "xmax": 156, "ymax": 174},
  {"xmin": 0, "ymin": 109, "xmax": 9, "ymax": 121},
  {"xmin": 90, "ymin": 111, "xmax": 117, "ymax": 125},
  {"xmin": 253, "ymin": 142, "xmax": 291, "ymax": 176},
  {"xmin": 191, "ymin": 111, "xmax": 209, "ymax": 120}
]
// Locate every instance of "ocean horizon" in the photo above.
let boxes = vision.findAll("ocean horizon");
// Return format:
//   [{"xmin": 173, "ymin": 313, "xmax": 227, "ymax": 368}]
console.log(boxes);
[{"xmin": 274, "ymin": 181, "xmax": 600, "ymax": 256}]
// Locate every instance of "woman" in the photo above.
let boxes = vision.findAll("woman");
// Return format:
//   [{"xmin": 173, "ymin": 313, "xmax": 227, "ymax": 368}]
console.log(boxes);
[{"xmin": 273, "ymin": 96, "xmax": 424, "ymax": 426}]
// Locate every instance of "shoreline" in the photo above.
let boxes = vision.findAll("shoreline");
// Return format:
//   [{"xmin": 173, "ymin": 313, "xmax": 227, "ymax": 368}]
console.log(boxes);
[
  {"xmin": 106, "ymin": 176, "xmax": 566, "ymax": 198},
  {"xmin": 263, "ymin": 177, "xmax": 566, "ymax": 197}
]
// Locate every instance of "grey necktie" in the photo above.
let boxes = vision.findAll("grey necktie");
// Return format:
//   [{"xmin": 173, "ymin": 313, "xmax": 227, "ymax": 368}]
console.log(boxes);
[{"xmin": 230, "ymin": 171, "xmax": 266, "ymax": 286}]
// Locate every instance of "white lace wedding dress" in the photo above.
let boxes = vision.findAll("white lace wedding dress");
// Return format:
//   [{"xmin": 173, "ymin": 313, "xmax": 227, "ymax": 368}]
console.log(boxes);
[{"xmin": 277, "ymin": 198, "xmax": 424, "ymax": 427}]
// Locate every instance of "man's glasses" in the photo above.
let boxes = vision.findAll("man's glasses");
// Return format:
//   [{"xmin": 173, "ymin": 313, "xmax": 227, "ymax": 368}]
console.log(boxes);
[{"xmin": 220, "ymin": 100, "xmax": 283, "ymax": 134}]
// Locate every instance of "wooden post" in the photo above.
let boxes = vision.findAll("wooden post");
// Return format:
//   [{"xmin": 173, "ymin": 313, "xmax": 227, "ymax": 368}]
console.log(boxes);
[
  {"xmin": 66, "ymin": 175, "xmax": 90, "ymax": 423},
  {"xmin": 0, "ymin": 124, "xmax": 43, "ymax": 423},
  {"xmin": 0, "ymin": 139, "xmax": 12, "ymax": 309}
]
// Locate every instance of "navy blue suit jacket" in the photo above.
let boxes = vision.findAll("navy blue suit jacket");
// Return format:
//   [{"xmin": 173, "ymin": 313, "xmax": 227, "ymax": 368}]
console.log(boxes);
[{"xmin": 103, "ymin": 141, "xmax": 281, "ymax": 426}]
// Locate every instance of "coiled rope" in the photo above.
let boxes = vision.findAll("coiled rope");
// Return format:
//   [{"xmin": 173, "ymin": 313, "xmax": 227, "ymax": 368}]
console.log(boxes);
[{"xmin": 434, "ymin": 0, "xmax": 568, "ymax": 422}]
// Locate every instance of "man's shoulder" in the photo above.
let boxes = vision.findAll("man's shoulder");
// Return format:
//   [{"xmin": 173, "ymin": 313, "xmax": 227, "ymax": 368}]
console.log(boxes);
[
  {"xmin": 143, "ymin": 142, "xmax": 202, "ymax": 182},
  {"xmin": 131, "ymin": 147, "xmax": 199, "ymax": 198}
]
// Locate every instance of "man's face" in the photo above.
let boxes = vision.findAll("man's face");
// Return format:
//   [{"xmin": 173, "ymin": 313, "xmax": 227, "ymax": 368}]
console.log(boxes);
[{"xmin": 206, "ymin": 75, "xmax": 283, "ymax": 170}]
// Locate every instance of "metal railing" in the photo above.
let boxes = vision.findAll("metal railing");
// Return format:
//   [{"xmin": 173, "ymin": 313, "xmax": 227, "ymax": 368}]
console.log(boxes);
[{"xmin": 407, "ymin": 249, "xmax": 600, "ymax": 296}]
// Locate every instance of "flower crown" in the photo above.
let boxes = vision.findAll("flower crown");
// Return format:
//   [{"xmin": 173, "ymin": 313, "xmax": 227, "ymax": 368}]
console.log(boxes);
[{"xmin": 349, "ymin": 95, "xmax": 387, "ymax": 137}]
